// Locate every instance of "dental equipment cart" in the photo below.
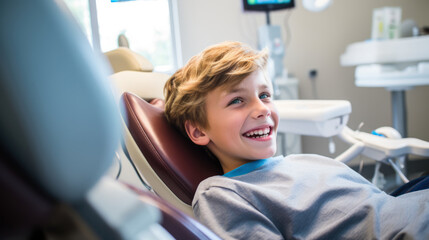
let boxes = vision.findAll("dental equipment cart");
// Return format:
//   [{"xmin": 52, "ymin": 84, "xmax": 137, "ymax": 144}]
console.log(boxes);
[{"xmin": 340, "ymin": 35, "xmax": 429, "ymax": 185}]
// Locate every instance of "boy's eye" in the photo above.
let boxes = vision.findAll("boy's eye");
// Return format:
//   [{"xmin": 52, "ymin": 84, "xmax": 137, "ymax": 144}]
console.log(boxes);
[
  {"xmin": 228, "ymin": 98, "xmax": 243, "ymax": 106},
  {"xmin": 259, "ymin": 93, "xmax": 270, "ymax": 100}
]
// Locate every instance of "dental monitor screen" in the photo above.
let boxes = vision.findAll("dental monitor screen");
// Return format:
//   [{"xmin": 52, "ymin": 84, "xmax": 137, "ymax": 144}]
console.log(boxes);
[{"xmin": 243, "ymin": 0, "xmax": 295, "ymax": 11}]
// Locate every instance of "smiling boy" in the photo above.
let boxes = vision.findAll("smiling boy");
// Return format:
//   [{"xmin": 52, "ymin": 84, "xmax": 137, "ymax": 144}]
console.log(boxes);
[
  {"xmin": 186, "ymin": 68, "xmax": 278, "ymax": 173},
  {"xmin": 164, "ymin": 41, "xmax": 429, "ymax": 239}
]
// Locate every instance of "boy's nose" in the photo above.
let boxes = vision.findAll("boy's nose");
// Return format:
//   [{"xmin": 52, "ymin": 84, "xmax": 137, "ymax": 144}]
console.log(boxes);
[{"xmin": 252, "ymin": 100, "xmax": 271, "ymax": 119}]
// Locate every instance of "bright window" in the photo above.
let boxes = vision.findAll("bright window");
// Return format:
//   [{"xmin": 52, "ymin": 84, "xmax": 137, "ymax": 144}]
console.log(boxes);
[{"xmin": 62, "ymin": 0, "xmax": 180, "ymax": 73}]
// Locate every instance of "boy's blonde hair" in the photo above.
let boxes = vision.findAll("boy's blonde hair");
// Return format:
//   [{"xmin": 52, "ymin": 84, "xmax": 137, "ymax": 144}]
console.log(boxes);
[{"xmin": 164, "ymin": 41, "xmax": 269, "ymax": 135}]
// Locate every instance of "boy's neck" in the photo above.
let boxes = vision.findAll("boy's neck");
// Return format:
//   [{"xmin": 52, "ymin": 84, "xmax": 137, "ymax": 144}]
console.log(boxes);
[{"xmin": 220, "ymin": 159, "xmax": 252, "ymax": 174}]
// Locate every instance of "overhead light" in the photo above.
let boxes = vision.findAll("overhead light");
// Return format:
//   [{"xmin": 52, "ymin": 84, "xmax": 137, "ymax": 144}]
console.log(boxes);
[{"xmin": 303, "ymin": 0, "xmax": 332, "ymax": 12}]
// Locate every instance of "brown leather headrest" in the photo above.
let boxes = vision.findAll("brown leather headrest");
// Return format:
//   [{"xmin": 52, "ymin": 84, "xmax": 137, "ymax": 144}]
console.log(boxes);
[{"xmin": 121, "ymin": 92, "xmax": 223, "ymax": 205}]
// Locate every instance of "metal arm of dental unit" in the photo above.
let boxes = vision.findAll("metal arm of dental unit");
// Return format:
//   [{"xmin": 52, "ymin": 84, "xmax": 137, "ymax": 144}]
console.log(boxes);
[
  {"xmin": 336, "ymin": 126, "xmax": 429, "ymax": 163},
  {"xmin": 275, "ymin": 99, "xmax": 429, "ymax": 183},
  {"xmin": 335, "ymin": 126, "xmax": 429, "ymax": 182}
]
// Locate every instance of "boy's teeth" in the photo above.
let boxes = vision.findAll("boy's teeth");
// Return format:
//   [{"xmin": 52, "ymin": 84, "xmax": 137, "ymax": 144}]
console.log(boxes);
[{"xmin": 245, "ymin": 127, "xmax": 270, "ymax": 137}]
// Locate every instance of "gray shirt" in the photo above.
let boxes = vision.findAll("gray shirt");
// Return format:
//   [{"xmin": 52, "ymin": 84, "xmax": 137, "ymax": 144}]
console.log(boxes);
[{"xmin": 192, "ymin": 154, "xmax": 429, "ymax": 239}]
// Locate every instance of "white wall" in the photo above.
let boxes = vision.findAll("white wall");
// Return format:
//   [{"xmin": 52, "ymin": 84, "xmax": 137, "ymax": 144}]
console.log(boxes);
[{"xmin": 175, "ymin": 0, "xmax": 429, "ymax": 164}]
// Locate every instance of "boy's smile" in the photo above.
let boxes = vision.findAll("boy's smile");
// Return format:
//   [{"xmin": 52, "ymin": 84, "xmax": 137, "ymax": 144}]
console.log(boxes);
[
  {"xmin": 243, "ymin": 126, "xmax": 272, "ymax": 139},
  {"xmin": 201, "ymin": 69, "xmax": 279, "ymax": 173}
]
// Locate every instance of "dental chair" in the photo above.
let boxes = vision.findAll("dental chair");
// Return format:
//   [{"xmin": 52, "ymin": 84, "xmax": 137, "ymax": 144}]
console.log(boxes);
[
  {"xmin": 119, "ymin": 92, "xmax": 223, "ymax": 216},
  {"xmin": 0, "ymin": 1, "xmax": 220, "ymax": 239},
  {"xmin": 105, "ymin": 48, "xmax": 224, "ymax": 216},
  {"xmin": 104, "ymin": 44, "xmax": 224, "ymax": 216},
  {"xmin": 105, "ymin": 49, "xmax": 204, "ymax": 215}
]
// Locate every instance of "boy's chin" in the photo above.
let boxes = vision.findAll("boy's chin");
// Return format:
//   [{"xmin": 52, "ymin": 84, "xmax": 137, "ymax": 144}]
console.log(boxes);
[{"xmin": 254, "ymin": 148, "xmax": 276, "ymax": 159}]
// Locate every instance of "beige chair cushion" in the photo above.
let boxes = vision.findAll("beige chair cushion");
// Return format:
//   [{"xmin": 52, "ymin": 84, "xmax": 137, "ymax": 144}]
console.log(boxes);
[
  {"xmin": 110, "ymin": 70, "xmax": 169, "ymax": 100},
  {"xmin": 105, "ymin": 47, "xmax": 154, "ymax": 73}
]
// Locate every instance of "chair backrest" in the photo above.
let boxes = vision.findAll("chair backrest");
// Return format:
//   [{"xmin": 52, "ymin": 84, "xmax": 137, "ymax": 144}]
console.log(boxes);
[{"xmin": 120, "ymin": 92, "xmax": 223, "ymax": 216}]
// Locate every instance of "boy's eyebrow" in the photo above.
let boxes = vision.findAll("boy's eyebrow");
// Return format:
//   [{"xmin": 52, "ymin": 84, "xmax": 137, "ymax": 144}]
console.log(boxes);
[
  {"xmin": 225, "ymin": 84, "xmax": 270, "ymax": 94},
  {"xmin": 226, "ymin": 87, "xmax": 246, "ymax": 94}
]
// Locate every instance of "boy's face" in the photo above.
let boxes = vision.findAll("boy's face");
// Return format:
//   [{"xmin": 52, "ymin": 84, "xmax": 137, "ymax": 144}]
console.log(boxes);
[{"xmin": 200, "ymin": 69, "xmax": 279, "ymax": 172}]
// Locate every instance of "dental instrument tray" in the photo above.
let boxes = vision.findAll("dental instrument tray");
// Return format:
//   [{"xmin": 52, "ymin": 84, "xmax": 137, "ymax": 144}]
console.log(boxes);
[
  {"xmin": 340, "ymin": 35, "xmax": 429, "ymax": 66},
  {"xmin": 340, "ymin": 36, "xmax": 429, "ymax": 89},
  {"xmin": 274, "ymin": 100, "xmax": 351, "ymax": 137}
]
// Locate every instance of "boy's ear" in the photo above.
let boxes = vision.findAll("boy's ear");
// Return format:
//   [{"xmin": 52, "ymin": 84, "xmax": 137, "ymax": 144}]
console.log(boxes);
[{"xmin": 184, "ymin": 120, "xmax": 210, "ymax": 146}]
